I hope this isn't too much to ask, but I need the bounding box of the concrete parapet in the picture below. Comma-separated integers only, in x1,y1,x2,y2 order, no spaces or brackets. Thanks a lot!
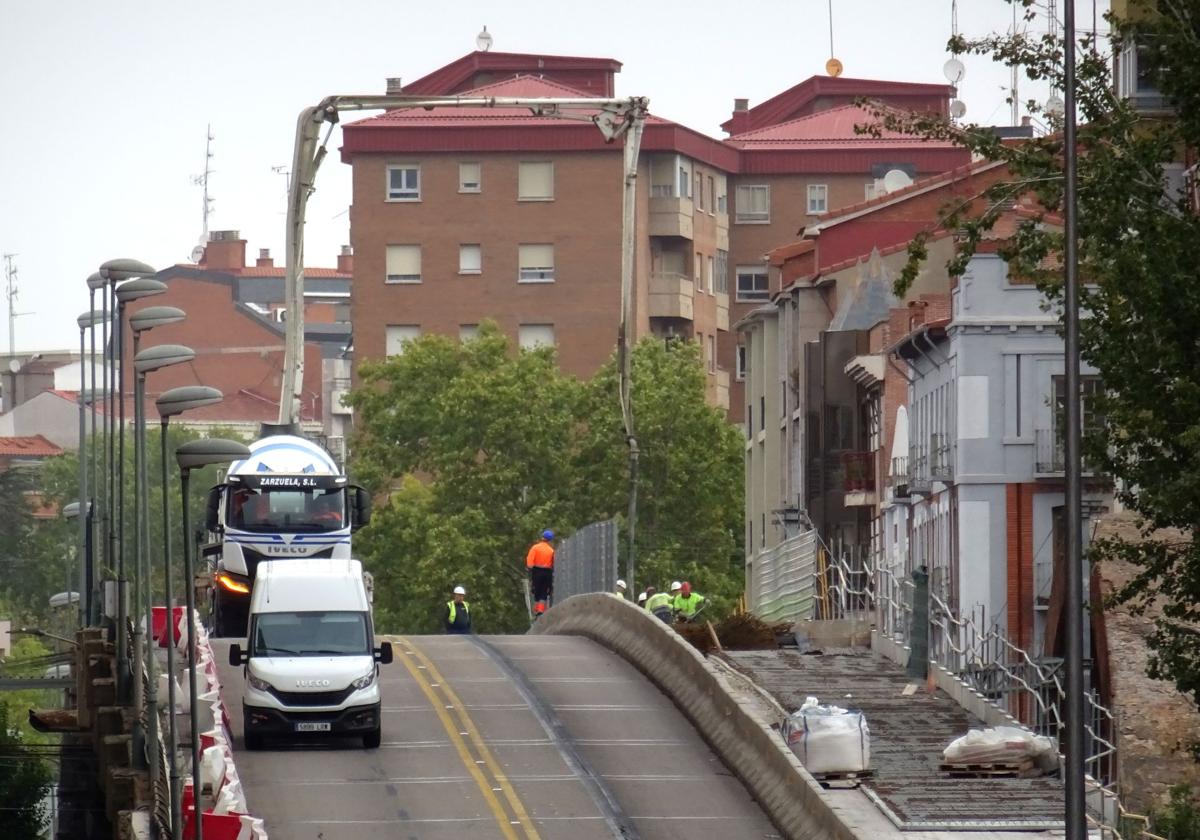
533,594,859,840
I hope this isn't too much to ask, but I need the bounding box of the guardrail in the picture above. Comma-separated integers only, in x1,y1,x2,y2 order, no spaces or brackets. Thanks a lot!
818,548,1164,840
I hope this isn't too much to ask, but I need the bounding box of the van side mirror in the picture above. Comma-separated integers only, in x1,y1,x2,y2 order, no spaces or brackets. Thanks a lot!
228,643,248,666
374,641,393,665
205,487,222,533
350,486,372,531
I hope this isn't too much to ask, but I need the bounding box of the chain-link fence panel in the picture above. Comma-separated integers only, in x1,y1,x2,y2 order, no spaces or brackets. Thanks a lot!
553,519,618,601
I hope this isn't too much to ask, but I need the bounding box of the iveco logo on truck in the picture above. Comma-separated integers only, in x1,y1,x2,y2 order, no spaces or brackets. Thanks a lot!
296,679,332,688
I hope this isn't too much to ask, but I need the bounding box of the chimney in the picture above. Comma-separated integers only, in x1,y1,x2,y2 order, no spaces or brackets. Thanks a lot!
337,245,354,275
386,77,403,95
203,230,247,271
1021,115,1032,127
729,98,752,135
256,248,274,268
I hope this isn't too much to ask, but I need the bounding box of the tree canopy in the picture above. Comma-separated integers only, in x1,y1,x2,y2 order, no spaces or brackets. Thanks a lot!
346,323,744,633
870,1,1200,702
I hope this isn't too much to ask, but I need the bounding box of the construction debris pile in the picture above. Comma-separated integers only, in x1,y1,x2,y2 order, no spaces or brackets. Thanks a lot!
675,614,791,655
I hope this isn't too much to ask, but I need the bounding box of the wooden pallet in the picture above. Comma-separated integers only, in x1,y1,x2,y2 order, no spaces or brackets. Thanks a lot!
938,759,1040,778
814,769,874,789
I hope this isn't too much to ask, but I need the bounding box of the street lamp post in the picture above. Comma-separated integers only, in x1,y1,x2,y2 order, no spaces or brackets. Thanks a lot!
85,274,107,625
111,281,168,703
76,307,108,627
175,438,248,840
155,385,222,839
130,333,189,778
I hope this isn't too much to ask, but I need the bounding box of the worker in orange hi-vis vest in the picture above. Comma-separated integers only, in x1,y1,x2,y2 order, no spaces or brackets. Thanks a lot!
526,530,556,618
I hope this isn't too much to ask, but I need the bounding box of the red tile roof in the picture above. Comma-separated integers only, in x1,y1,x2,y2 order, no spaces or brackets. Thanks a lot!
0,435,63,457
401,50,621,97
727,104,959,149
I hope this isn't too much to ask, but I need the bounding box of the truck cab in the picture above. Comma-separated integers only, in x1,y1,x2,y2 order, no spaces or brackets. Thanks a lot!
228,558,392,750
204,434,370,636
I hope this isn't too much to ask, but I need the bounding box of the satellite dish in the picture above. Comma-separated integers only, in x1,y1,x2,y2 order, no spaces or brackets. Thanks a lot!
190,245,206,264
825,57,844,78
882,169,913,194
8,359,21,373
943,58,965,84
1045,94,1065,117
950,99,967,119
476,26,493,52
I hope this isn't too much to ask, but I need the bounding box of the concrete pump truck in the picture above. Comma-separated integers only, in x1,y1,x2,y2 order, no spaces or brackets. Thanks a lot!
203,428,371,637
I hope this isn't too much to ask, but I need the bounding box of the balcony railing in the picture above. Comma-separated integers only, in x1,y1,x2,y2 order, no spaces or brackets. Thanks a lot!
841,451,875,493
648,272,695,320
930,432,954,480
908,451,931,493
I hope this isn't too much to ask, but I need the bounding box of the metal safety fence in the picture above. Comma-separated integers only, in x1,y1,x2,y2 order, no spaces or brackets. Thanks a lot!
818,546,1165,840
553,519,619,602
750,531,818,623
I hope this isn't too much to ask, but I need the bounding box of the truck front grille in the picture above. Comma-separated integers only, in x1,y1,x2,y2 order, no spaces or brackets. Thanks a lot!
268,685,355,707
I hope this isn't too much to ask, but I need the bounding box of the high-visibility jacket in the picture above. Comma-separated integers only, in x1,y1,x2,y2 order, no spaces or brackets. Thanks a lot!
445,600,471,633
645,592,673,612
673,592,706,617
526,540,555,569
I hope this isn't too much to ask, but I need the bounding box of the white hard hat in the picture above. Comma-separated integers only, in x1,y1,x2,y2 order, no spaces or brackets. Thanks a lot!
616,579,626,589
453,585,466,595
637,592,647,603
670,580,682,592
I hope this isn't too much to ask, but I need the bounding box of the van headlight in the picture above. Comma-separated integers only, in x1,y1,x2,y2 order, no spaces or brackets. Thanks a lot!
351,669,376,690
247,673,272,693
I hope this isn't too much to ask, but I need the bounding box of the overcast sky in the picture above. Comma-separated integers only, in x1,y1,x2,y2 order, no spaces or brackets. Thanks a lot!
0,0,1108,352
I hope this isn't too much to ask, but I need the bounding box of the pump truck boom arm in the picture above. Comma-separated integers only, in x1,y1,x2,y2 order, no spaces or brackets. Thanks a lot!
278,93,650,426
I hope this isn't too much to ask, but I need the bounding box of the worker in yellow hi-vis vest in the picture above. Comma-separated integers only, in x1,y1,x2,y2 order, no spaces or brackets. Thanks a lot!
444,585,472,634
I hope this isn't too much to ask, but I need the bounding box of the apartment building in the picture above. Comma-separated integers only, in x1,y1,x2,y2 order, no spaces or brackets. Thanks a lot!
340,50,967,412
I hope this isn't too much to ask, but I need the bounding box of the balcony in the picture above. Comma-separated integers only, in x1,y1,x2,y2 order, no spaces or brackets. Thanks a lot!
1034,427,1106,479
842,451,876,507
908,452,932,495
716,292,730,331
649,272,695,320
330,377,353,416
649,195,695,240
930,433,954,481
889,455,910,499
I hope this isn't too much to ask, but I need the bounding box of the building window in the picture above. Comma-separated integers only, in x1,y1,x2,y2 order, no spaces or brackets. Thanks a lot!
385,325,420,356
735,265,769,302
459,244,482,274
385,245,421,284
518,162,554,201
716,250,729,294
707,334,716,373
459,324,479,342
1053,375,1105,434
695,251,703,289
518,244,555,283
678,165,691,199
459,162,481,193
736,344,747,380
707,176,715,214
716,176,728,214
386,165,420,201
735,184,770,223
519,324,555,349
696,173,704,210
706,256,715,294
807,184,828,214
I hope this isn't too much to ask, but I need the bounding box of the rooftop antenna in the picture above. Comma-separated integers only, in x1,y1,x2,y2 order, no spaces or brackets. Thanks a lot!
944,0,967,119
1010,2,1020,126
190,124,215,262
3,254,31,356
476,26,493,52
825,0,842,77
271,165,292,215
1045,0,1065,117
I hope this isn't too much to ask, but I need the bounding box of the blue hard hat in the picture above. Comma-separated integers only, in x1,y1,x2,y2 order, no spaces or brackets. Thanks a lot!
542,529,555,540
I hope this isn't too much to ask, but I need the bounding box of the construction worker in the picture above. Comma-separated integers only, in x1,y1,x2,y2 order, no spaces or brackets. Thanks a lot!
444,585,472,634
640,586,656,609
669,580,683,597
645,587,674,623
615,579,627,599
637,591,648,607
526,529,556,617
673,581,706,621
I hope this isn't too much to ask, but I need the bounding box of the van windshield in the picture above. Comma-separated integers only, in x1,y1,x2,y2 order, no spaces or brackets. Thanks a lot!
227,487,345,533
251,611,369,657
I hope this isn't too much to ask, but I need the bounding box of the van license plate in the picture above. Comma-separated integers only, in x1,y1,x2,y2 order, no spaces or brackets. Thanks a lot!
295,722,331,733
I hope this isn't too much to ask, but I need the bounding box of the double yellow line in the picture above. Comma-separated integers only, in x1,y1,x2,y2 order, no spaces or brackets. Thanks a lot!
395,636,541,840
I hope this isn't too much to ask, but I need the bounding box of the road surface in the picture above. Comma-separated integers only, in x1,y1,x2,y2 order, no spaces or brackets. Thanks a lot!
213,633,781,840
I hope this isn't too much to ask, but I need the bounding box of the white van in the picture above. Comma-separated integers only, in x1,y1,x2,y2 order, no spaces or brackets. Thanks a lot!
228,558,393,749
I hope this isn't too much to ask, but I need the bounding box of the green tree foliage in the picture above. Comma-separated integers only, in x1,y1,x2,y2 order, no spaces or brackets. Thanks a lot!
1150,784,1200,840
346,323,744,633
866,1,1200,701
0,701,51,838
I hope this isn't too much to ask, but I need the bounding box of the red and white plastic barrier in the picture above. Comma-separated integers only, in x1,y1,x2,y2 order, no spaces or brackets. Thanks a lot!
176,612,268,840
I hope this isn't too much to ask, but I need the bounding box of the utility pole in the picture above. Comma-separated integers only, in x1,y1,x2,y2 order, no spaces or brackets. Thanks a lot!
4,253,31,356
191,125,215,245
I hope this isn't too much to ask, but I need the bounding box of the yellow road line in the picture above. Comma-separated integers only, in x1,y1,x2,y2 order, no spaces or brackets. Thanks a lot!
395,636,522,840
405,638,542,840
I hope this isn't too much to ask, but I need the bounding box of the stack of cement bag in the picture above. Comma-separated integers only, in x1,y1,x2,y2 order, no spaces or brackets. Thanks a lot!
781,696,870,774
942,725,1058,773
